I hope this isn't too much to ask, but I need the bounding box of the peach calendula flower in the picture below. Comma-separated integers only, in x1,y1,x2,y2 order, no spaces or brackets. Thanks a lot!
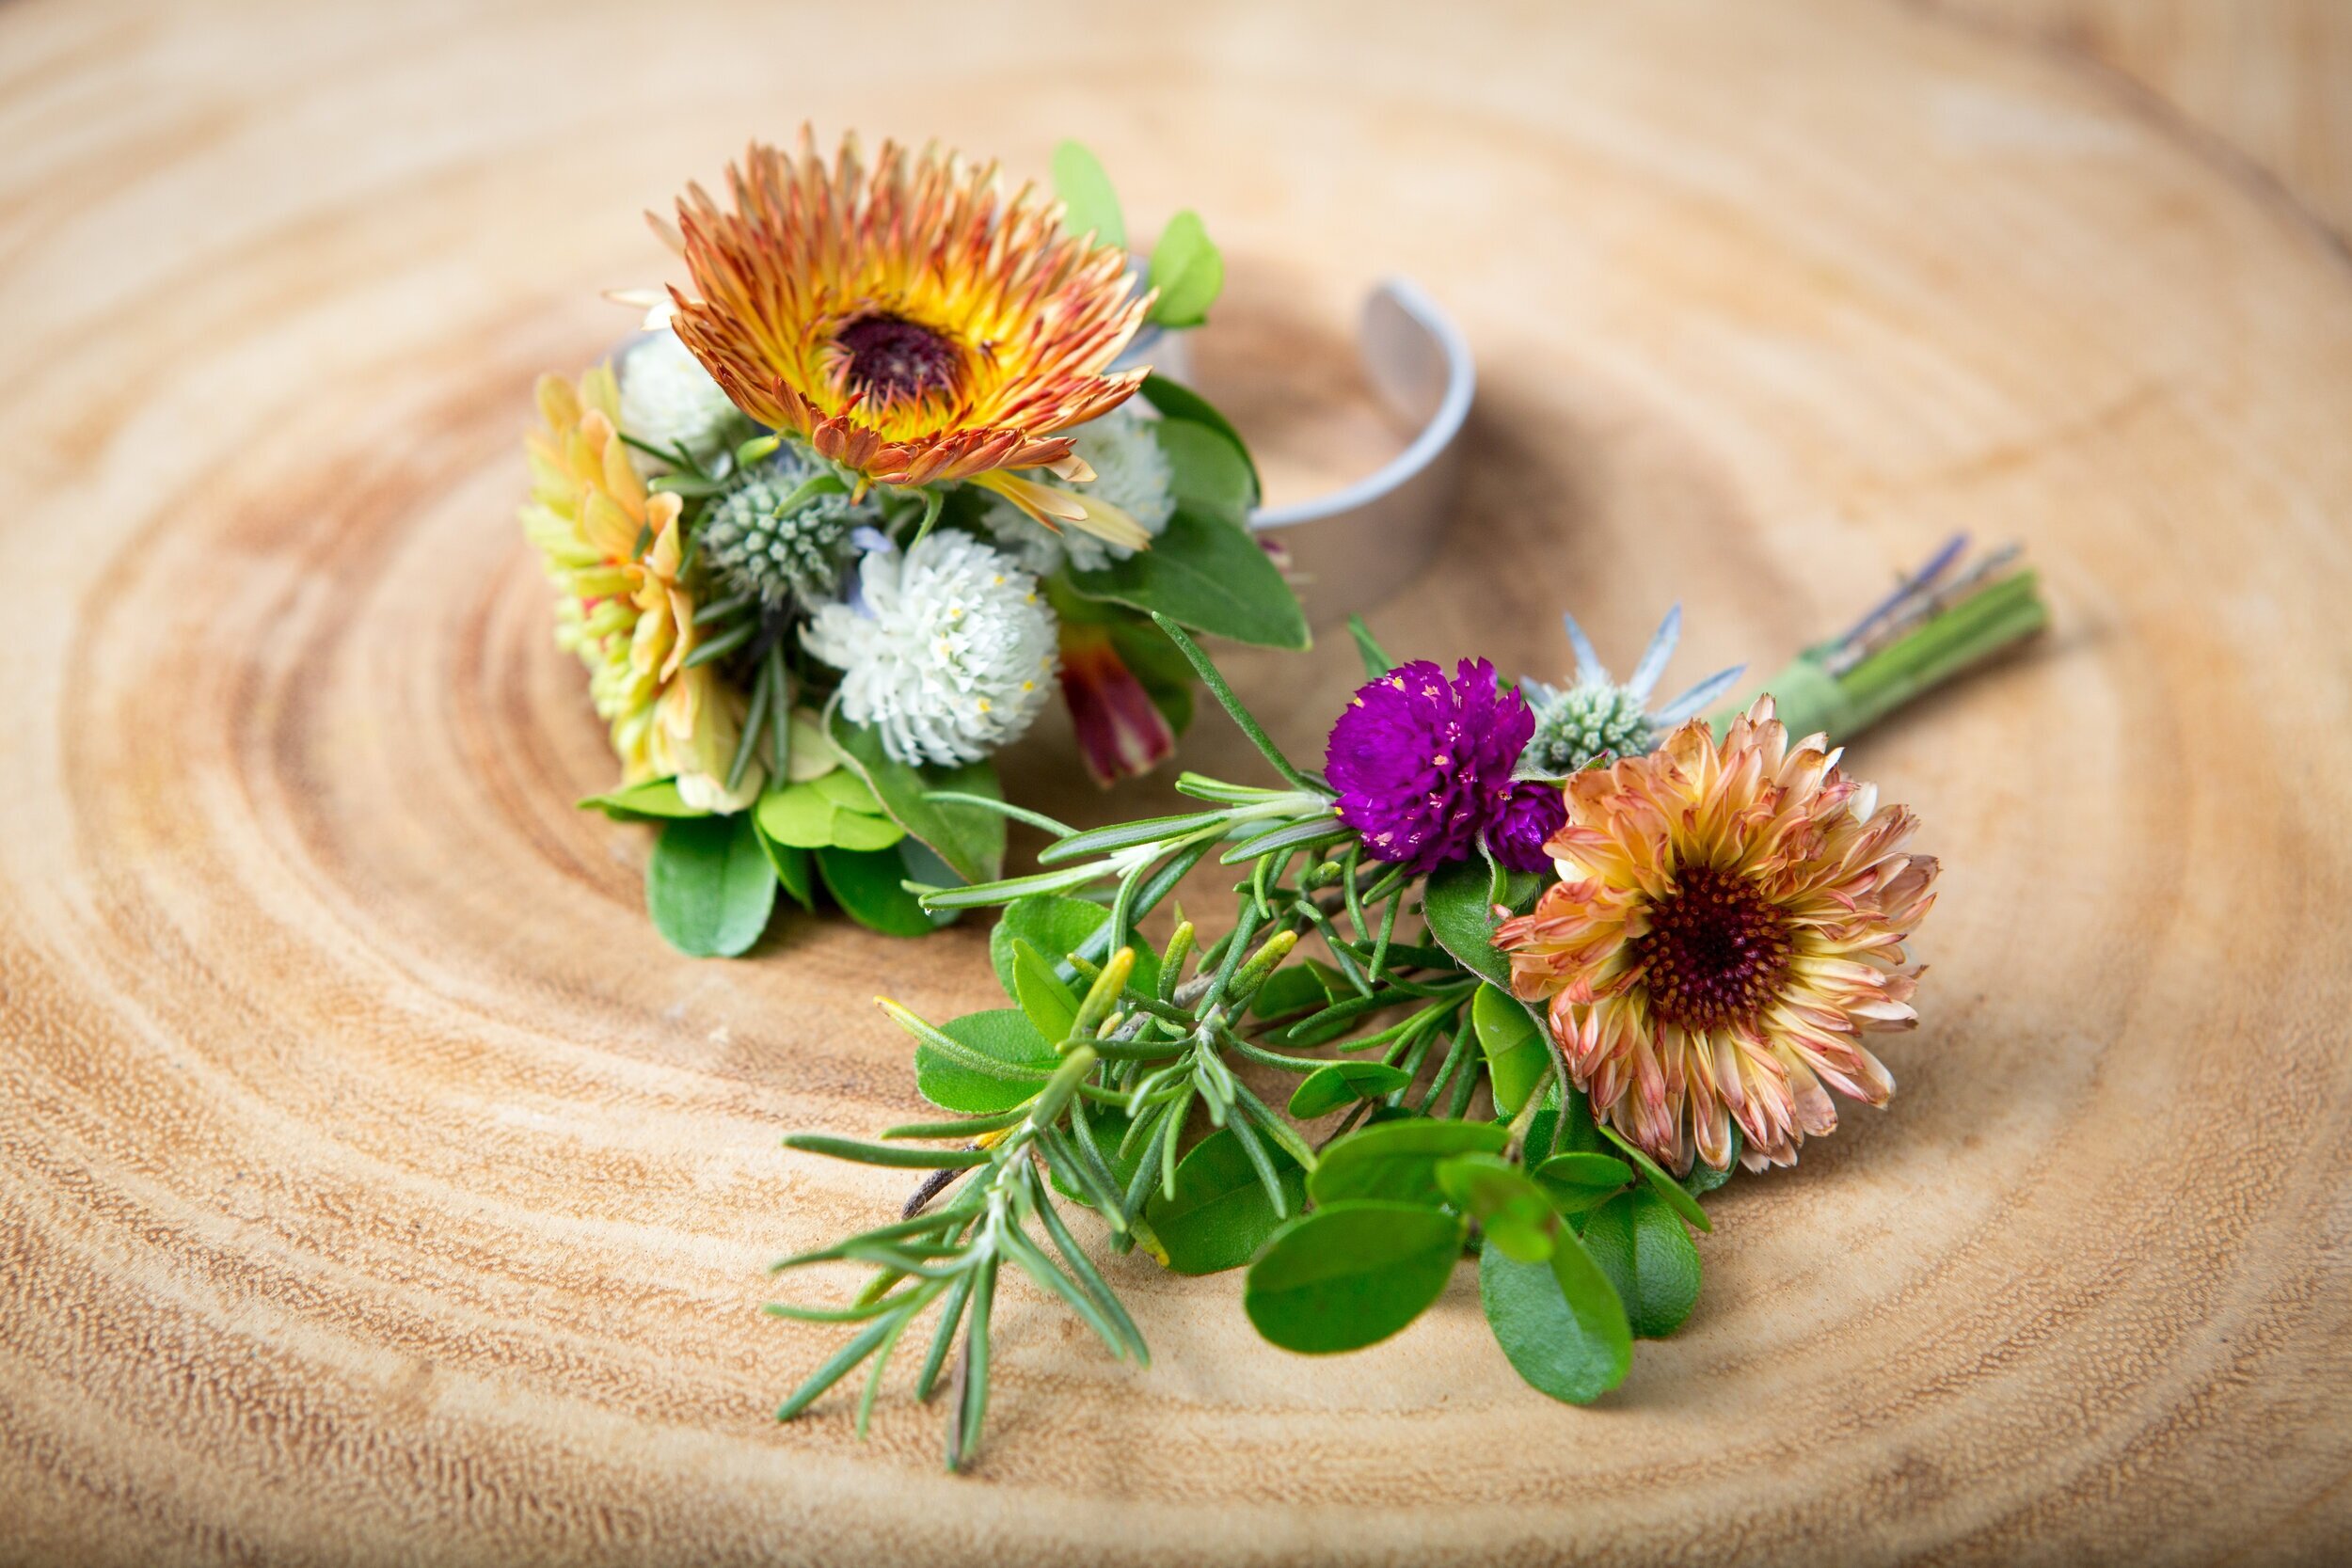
520,366,759,812
1494,697,1937,1174
666,130,1152,551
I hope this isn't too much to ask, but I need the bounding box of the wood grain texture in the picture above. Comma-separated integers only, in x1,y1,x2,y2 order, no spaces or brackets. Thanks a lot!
4,1,2350,1562
1931,0,2352,244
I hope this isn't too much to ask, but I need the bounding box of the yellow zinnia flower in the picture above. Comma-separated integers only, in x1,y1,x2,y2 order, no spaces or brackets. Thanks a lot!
665,130,1152,550
1495,698,1938,1174
521,366,759,811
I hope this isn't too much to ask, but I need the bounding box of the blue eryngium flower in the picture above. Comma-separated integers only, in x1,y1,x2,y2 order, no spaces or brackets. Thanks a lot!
1325,658,1532,874
1518,606,1744,777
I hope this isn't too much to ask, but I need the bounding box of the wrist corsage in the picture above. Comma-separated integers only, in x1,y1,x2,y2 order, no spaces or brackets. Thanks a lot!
519,133,1305,954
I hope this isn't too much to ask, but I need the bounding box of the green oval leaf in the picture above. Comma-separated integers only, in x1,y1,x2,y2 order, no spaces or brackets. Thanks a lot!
812,768,884,815
1051,139,1125,250
1010,938,1081,1044
1245,1201,1468,1354
1146,209,1223,328
1532,1151,1633,1216
647,813,777,958
1063,508,1309,652
816,845,945,939
1138,374,1260,501
1470,982,1550,1115
1308,1117,1509,1209
580,777,707,820
827,807,906,852
1286,1061,1414,1119
1147,1127,1307,1275
1579,1190,1702,1339
755,782,837,848
1478,1231,1632,1405
914,1008,1057,1115
1154,419,1255,526
1436,1153,1557,1263
755,829,814,912
826,717,1007,885
1422,856,1512,988
1597,1125,1714,1233
987,894,1158,1001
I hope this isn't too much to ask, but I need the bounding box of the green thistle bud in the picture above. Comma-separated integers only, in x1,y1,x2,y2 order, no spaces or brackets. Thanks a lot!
1523,683,1656,775
702,453,876,608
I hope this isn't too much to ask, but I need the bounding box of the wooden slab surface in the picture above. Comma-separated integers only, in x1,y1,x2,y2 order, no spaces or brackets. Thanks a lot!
4,2,2349,1562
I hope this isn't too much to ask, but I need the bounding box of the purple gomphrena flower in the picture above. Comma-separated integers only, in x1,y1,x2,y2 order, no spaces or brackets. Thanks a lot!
1325,658,1534,874
1487,781,1569,874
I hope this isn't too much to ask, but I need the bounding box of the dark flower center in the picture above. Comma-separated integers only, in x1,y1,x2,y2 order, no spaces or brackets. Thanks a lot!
1636,864,1792,1031
836,314,960,400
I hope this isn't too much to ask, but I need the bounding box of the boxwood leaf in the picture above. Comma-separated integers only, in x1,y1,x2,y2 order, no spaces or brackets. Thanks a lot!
1287,1061,1414,1119
1064,507,1309,651
1308,1117,1509,1209
1578,1190,1702,1339
1010,938,1081,1044
1436,1153,1557,1263
816,845,945,939
755,829,814,912
1050,139,1125,249
826,807,906,853
1244,1201,1468,1354
755,782,837,848
1147,1127,1307,1275
1478,1231,1631,1404
1248,965,1330,1021
914,1008,1057,1115
647,813,776,958
1532,1151,1634,1216
580,778,707,820
1597,1125,1713,1233
826,716,1007,885
1154,419,1254,526
812,768,884,816
1138,374,1260,501
1146,210,1223,328
988,894,1159,1001
1470,982,1550,1115
1422,856,1512,988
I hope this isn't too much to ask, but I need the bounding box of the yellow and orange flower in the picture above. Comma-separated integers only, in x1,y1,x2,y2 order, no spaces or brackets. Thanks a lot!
520,366,758,812
666,130,1152,550
1495,698,1937,1174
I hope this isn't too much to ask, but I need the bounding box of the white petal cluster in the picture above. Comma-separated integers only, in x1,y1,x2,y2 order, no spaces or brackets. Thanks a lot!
984,404,1175,576
618,328,741,468
802,531,1059,768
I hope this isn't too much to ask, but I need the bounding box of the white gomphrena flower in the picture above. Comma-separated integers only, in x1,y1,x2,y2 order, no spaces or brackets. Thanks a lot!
984,404,1175,575
803,531,1059,768
618,328,742,468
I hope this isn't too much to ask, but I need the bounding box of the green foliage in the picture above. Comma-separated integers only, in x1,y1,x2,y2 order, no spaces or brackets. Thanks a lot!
1478,1232,1632,1405
580,778,707,820
1287,1061,1414,1118
1422,856,1513,988
1154,419,1256,525
1065,508,1310,651
1470,983,1549,1115
1244,1202,1467,1354
1146,210,1223,327
647,813,775,958
1309,1118,1508,1208
1138,374,1261,501
826,715,1006,885
1579,1190,1703,1339
914,1009,1057,1115
1148,1127,1306,1275
1050,139,1125,249
816,845,944,938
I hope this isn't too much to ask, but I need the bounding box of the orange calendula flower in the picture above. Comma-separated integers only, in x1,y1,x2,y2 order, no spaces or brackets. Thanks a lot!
667,130,1152,550
1494,697,1937,1174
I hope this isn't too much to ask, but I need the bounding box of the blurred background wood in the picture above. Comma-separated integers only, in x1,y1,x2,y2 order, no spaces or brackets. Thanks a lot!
3,1,2349,1563
1932,0,2352,242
